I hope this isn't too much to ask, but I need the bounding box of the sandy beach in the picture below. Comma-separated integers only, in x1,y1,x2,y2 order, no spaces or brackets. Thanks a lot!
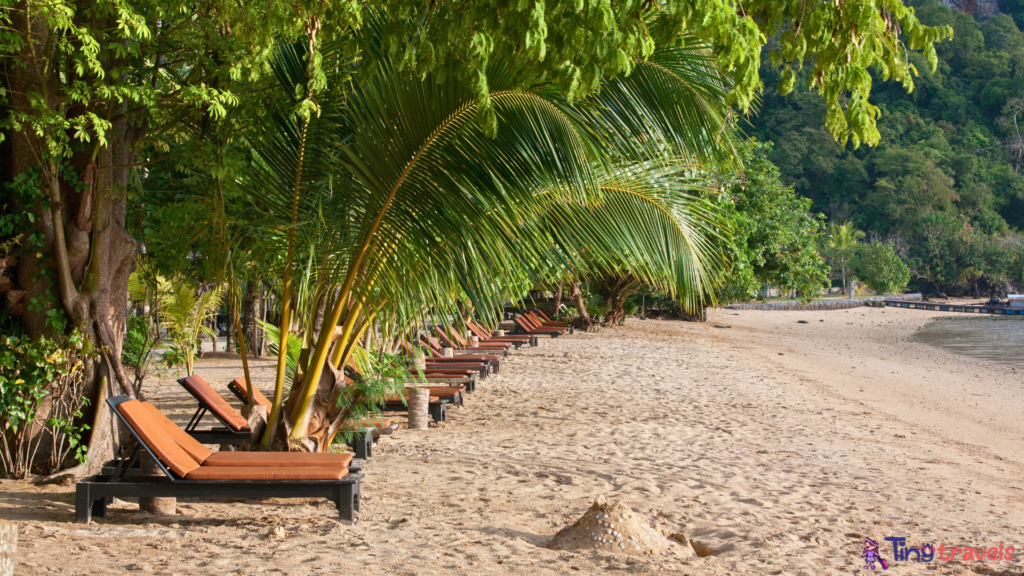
3,306,1022,575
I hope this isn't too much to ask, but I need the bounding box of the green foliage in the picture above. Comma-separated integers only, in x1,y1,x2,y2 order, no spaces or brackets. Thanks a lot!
752,1,1024,296
0,330,95,478
853,243,911,294
821,221,868,287
713,141,829,303
376,1,951,145
159,278,225,376
332,349,409,444
258,320,303,387
121,314,158,395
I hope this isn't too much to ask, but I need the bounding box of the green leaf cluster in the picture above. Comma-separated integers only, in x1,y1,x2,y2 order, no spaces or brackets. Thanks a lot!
0,329,95,478
752,1,1024,295
712,141,829,303
852,242,911,294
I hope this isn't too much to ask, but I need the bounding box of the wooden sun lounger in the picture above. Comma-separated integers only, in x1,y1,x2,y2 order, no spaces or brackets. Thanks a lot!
176,375,252,445
340,365,462,423
415,369,477,392
419,336,503,373
434,326,512,353
226,378,396,459
526,310,572,329
101,400,364,476
467,320,536,347
513,313,569,337
77,396,362,524
401,341,493,378
525,310,571,328
436,326,517,355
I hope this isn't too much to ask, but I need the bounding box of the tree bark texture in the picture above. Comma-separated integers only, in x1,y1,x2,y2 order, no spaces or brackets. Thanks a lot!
569,281,597,332
243,280,263,357
598,275,637,327
406,388,430,430
138,454,176,515
5,13,138,474
552,284,563,319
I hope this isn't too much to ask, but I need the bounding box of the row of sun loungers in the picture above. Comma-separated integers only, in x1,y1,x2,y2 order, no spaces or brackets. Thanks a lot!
76,309,572,525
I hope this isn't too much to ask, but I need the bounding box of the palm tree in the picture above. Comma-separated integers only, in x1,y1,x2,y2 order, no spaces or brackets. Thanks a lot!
158,277,226,377
825,221,866,290
232,27,735,450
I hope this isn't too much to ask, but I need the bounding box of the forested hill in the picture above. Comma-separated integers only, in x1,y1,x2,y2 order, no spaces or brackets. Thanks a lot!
750,0,1024,296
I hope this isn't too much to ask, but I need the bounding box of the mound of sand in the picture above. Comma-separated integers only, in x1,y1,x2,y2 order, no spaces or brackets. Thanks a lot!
548,495,678,556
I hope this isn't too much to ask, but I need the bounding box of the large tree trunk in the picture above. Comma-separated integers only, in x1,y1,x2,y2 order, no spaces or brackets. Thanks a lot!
6,23,138,475
598,275,637,327
568,281,597,332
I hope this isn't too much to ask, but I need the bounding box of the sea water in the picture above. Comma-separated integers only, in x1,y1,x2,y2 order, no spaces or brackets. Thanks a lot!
912,315,1024,369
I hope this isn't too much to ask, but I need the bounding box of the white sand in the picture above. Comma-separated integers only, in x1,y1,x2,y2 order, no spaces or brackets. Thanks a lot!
4,307,1023,575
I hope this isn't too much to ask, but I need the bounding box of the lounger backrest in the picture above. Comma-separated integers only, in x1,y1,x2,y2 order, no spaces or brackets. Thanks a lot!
422,334,444,353
116,399,201,477
467,321,487,340
446,327,470,347
180,375,250,431
400,340,422,357
433,327,456,347
516,315,539,330
230,377,272,408
137,401,214,464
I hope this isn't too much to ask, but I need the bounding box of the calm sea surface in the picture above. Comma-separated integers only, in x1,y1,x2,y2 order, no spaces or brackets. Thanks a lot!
912,315,1024,369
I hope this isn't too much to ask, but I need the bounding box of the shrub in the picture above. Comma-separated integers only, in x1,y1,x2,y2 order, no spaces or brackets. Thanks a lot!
853,243,911,294
122,313,159,396
0,330,96,478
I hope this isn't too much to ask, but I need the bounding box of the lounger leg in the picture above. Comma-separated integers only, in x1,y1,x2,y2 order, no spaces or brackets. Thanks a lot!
429,403,447,423
75,483,92,524
92,495,107,519
350,430,372,460
336,482,359,524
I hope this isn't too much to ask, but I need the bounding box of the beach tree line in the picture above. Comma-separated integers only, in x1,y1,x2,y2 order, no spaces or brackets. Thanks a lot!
0,0,949,474
752,0,1024,297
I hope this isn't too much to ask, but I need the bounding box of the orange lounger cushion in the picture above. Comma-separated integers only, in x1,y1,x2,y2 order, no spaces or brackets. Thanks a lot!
185,465,348,481
180,375,251,432
139,401,356,468
230,377,272,408
116,400,201,477
138,401,215,463
203,451,353,468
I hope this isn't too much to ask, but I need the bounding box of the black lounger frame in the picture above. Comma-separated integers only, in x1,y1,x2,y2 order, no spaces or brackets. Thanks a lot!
76,396,362,524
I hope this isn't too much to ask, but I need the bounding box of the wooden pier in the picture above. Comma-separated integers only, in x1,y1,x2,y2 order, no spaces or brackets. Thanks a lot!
884,300,1024,315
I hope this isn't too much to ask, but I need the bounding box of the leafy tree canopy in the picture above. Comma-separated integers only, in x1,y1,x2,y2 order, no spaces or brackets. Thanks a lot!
378,0,952,146
712,141,828,303
751,0,1024,295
